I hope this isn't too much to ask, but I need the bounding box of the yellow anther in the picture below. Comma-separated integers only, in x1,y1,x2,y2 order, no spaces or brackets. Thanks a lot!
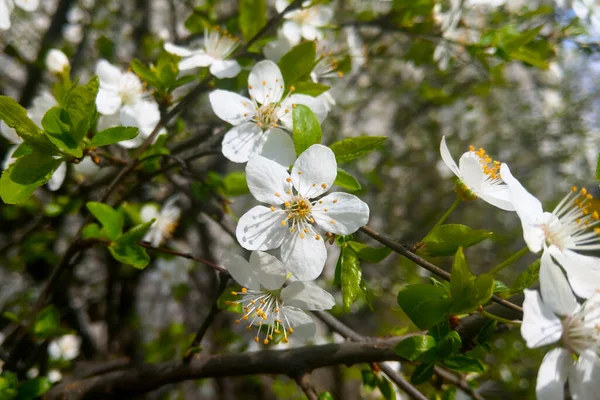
324,208,328,212
312,183,316,187
572,186,578,192
292,104,297,108
290,227,295,233
254,337,259,342
283,338,289,343
315,234,321,240
290,85,295,91
268,335,273,340
241,288,247,293
244,113,248,117
581,188,588,196
469,145,475,152
263,339,269,344
235,319,241,324
225,300,231,305
594,212,599,220
284,201,291,207
298,171,302,175
249,84,253,89
262,80,266,85
243,315,248,320
246,326,252,331
309,218,314,223
321,183,327,188
286,177,291,183
288,328,294,334
270,206,276,211
333,199,338,203
300,233,305,239
275,192,280,197
303,228,309,233
231,291,237,296
330,220,335,224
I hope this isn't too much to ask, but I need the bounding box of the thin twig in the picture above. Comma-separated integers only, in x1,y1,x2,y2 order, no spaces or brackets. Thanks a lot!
139,243,227,273
433,366,486,400
294,373,319,400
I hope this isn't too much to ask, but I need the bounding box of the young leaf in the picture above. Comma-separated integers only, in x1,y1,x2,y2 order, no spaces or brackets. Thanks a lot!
449,248,494,314
16,378,52,400
329,136,387,164
32,305,62,338
421,224,493,257
42,107,83,157
108,221,154,268
442,355,485,373
0,152,63,204
292,81,331,97
278,41,316,87
86,202,124,241
82,223,105,240
377,376,396,400
90,126,139,147
509,258,540,294
222,171,250,196
64,76,99,143
239,0,267,41
411,362,435,385
12,142,33,159
397,284,452,329
341,246,362,312
334,168,362,191
292,104,322,156
131,59,161,88
0,96,56,152
347,241,392,263
438,331,462,359
395,335,438,362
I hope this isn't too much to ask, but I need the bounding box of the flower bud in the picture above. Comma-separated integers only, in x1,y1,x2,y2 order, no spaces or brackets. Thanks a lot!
46,49,70,75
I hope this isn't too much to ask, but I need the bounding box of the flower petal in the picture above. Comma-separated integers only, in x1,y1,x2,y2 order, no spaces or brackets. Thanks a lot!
550,247,600,300
224,253,259,291
312,192,369,235
252,251,287,290
248,60,284,104
95,88,122,115
569,349,600,400
263,37,293,62
281,281,335,310
301,24,321,41
221,122,266,163
236,206,288,251
521,289,563,348
539,250,577,316
47,162,66,191
478,186,515,211
281,307,316,340
96,59,122,88
246,153,291,205
163,42,194,57
281,21,302,45
210,59,242,79
15,0,38,11
180,53,215,70
280,231,327,281
279,94,327,129
536,348,571,400
291,144,337,198
0,1,12,30
209,90,254,126
259,128,296,168
500,163,545,252
140,204,158,222
458,152,484,193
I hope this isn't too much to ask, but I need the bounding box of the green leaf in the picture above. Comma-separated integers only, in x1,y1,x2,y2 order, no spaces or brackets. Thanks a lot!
329,136,387,164
341,246,362,312
509,258,540,294
42,107,83,157
64,76,99,143
395,335,438,362
82,223,105,240
0,152,63,204
0,371,18,400
334,168,362,191
449,248,494,314
86,202,124,241
292,104,322,156
278,41,316,87
155,53,180,90
397,284,451,329
411,363,434,385
443,355,484,373
11,142,33,158
377,376,396,400
222,171,250,196
32,305,61,338
421,224,493,257
108,221,153,268
347,241,392,263
90,126,139,147
438,331,462,359
239,0,267,41
131,59,161,88
16,377,52,400
318,393,334,400
292,81,331,97
0,96,56,152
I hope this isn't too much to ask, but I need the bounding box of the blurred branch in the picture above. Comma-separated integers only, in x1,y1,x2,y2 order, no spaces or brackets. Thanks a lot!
433,366,486,400
43,337,404,399
294,373,319,400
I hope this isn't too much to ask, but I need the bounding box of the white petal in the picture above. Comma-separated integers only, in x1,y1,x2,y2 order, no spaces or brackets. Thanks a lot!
96,59,122,88
312,192,369,235
164,42,194,57
280,231,327,281
521,289,563,348
3,144,19,170
223,253,259,291
550,247,600,299
569,350,600,400
281,281,335,310
291,144,337,198
259,128,296,168
222,122,266,163
313,6,333,25
263,37,293,62
236,206,288,251
208,90,254,125
458,153,484,193
0,1,12,30
179,53,214,70
539,250,577,316
95,88,122,115
1,122,20,143
281,307,316,339
440,136,461,178
536,348,571,400
478,186,515,211
275,0,289,13
15,0,38,11
281,21,302,45
210,59,242,79
252,251,287,290
140,204,158,223
301,24,321,41
248,60,284,105
246,154,291,205
500,163,545,252
279,94,327,129
47,162,67,191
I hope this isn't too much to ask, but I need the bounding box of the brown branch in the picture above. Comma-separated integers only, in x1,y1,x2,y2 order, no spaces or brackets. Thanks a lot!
139,243,227,273
43,337,404,399
433,366,486,400
294,373,319,400
359,226,523,315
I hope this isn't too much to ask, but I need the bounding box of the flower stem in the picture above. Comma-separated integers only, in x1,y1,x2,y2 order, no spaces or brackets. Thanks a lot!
489,246,529,275
423,196,461,239
480,309,521,326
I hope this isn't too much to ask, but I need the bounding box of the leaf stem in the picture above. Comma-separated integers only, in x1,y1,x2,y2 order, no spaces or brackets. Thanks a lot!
423,196,461,239
479,309,521,326
489,246,529,275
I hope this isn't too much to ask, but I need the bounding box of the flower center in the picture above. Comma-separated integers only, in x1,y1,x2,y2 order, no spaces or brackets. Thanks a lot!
469,145,501,180
282,194,322,240
255,102,281,128
563,294,600,356
119,74,143,105
228,288,293,344
205,27,239,60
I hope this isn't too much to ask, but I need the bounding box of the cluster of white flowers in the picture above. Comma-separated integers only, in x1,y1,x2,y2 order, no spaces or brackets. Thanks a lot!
0,0,38,30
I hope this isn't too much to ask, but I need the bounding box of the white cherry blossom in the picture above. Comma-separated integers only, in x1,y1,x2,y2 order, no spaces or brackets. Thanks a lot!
275,0,333,45
164,27,241,79
440,136,515,211
209,60,327,165
46,49,70,75
501,163,600,300
521,283,600,400
141,196,181,248
0,0,39,31
224,251,335,344
48,334,81,361
236,145,370,280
